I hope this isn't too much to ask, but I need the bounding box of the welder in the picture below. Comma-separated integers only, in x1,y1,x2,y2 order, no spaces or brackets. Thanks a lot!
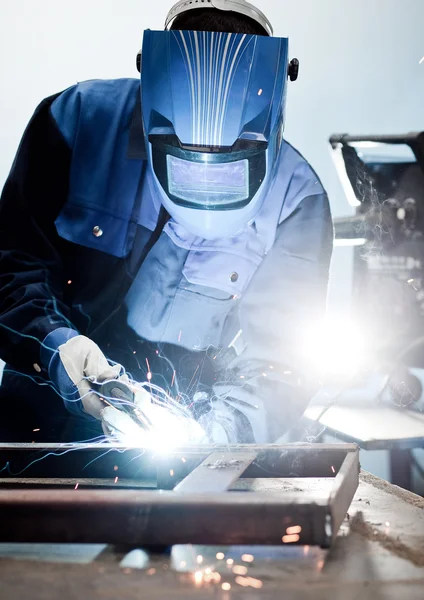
0,0,333,443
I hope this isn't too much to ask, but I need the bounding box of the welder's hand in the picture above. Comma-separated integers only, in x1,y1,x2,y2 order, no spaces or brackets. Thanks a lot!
57,335,127,419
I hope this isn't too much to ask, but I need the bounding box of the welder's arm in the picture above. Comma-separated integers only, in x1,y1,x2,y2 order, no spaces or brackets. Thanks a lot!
0,93,77,372
213,193,333,443
0,95,129,420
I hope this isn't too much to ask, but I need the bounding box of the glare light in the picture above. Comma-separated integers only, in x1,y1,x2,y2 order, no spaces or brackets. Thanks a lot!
232,565,248,575
334,238,367,247
349,141,381,149
300,317,370,379
241,554,254,563
286,525,302,535
282,533,300,543
330,144,361,207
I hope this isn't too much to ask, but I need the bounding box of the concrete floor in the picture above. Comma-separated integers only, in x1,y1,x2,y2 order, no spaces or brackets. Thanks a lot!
0,471,423,599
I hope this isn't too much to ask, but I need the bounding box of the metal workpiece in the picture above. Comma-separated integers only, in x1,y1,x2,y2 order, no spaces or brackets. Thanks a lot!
0,442,355,480
0,443,359,548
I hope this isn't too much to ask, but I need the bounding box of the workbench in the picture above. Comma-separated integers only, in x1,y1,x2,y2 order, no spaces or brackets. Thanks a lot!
0,470,423,599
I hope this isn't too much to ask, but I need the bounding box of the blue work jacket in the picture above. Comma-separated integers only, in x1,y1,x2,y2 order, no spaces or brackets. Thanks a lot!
0,79,333,442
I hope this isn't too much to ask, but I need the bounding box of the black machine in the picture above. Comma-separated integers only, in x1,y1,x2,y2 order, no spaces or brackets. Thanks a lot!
330,133,424,378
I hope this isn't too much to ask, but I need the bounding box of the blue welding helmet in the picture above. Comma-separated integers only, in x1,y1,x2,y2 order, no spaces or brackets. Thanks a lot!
141,28,293,239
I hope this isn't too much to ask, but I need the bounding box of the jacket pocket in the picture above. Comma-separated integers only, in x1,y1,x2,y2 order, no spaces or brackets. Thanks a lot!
55,202,135,258
162,286,238,349
182,249,262,298
161,252,263,349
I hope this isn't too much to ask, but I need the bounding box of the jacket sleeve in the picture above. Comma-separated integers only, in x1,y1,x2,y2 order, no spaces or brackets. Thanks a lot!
0,92,78,372
212,191,334,442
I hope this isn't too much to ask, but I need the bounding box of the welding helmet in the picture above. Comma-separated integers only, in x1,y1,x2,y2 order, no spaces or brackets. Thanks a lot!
140,5,297,239
165,0,274,36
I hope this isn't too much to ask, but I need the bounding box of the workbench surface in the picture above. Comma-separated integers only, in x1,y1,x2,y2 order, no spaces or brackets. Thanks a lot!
0,471,423,599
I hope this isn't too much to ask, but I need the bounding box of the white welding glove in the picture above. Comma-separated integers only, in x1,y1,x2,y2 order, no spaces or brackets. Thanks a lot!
58,335,128,419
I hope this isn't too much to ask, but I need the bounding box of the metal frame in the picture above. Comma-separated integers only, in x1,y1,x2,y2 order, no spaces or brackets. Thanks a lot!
0,443,359,548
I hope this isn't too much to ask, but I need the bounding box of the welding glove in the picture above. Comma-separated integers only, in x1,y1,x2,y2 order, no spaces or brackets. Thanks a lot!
197,397,255,444
102,385,206,445
41,327,127,419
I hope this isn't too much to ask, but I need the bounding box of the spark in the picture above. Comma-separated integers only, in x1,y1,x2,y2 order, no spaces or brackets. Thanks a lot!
74,483,79,490
232,565,248,575
33,363,41,373
269,365,274,369
385,521,390,527
262,372,267,377
33,428,40,432
240,375,245,379
216,552,225,560
133,350,136,354
194,571,203,586
145,357,152,381
241,554,254,563
316,559,325,571
181,457,186,463
226,558,234,566
246,577,263,589
1,444,114,477
170,469,175,477
114,465,118,471
178,330,182,342
331,465,336,474
420,56,424,64
67,280,72,284
258,88,263,95
196,555,203,564
114,476,119,483
221,582,231,591
282,533,300,543
146,568,156,575
171,370,176,387
286,525,302,535
236,576,263,588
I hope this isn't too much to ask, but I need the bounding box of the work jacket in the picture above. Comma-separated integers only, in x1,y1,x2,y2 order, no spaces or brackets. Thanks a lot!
0,78,333,442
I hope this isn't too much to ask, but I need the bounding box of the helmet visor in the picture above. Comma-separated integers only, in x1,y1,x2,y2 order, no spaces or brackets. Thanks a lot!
150,134,267,210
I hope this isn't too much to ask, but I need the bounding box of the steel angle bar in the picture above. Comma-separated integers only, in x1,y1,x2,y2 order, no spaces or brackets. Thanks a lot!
0,443,357,481
328,449,360,545
174,452,257,493
0,444,359,547
0,487,331,546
